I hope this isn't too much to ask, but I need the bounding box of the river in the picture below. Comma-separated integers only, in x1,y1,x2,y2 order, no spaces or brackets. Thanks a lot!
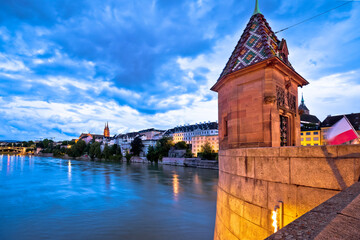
0,155,218,240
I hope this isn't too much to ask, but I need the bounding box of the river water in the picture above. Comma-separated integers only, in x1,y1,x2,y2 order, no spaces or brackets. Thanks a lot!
0,155,218,240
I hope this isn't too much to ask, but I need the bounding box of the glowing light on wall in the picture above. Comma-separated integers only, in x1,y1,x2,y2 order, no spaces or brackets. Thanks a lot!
272,209,278,233
272,201,284,233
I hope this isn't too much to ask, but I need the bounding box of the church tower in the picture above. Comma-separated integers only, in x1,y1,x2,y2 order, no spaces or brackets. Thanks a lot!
104,122,110,137
298,94,310,115
211,0,308,148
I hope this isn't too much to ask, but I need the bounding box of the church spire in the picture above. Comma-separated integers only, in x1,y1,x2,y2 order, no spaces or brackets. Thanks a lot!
104,122,110,137
301,93,304,104
299,94,309,115
253,0,261,15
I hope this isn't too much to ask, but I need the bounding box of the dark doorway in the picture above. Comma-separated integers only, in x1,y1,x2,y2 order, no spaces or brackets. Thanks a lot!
280,115,289,146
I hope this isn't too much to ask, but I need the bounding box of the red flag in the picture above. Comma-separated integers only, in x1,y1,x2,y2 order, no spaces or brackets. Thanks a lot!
327,116,359,145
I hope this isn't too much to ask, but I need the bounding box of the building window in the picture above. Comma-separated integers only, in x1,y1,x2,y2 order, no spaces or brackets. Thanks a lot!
306,138,311,141
224,118,228,137
314,137,319,141
314,132,319,135
314,144,319,146
301,133,303,136
306,132,311,135
301,138,304,141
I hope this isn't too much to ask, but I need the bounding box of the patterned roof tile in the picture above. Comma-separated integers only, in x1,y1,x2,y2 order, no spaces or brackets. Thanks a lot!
218,13,292,81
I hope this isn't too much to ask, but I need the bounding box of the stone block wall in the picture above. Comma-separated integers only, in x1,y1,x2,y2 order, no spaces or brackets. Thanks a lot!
214,145,360,240
162,157,219,169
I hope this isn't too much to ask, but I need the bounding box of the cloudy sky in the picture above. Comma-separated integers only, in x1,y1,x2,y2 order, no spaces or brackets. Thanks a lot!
1,0,359,141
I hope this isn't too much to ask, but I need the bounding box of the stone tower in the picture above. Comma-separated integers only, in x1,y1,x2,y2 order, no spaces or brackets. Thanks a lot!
211,0,308,148
104,122,110,137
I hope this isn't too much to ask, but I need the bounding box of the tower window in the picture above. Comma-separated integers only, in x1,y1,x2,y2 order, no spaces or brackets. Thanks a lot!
224,118,228,137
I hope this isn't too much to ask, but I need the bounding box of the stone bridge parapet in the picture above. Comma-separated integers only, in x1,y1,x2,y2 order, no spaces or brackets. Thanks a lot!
214,145,360,240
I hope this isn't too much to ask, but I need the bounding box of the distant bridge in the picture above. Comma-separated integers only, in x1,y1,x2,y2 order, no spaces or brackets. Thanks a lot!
0,147,34,154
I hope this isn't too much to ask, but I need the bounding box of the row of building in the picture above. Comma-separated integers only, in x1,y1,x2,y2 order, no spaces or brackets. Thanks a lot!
299,96,360,146
77,121,219,157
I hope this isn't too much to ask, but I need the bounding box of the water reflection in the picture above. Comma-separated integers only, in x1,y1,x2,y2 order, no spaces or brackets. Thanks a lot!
68,160,72,181
21,155,24,172
172,173,179,201
105,172,111,191
0,155,218,240
7,155,10,175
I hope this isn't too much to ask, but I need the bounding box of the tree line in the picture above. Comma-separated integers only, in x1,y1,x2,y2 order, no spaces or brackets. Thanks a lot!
34,136,218,162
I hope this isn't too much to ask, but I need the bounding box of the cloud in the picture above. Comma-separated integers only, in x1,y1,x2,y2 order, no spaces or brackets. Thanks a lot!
281,2,360,79
0,53,28,72
0,96,217,140
0,0,359,140
300,70,360,121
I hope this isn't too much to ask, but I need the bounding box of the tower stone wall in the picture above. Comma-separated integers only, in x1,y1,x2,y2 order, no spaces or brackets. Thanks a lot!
212,57,307,149
211,2,360,240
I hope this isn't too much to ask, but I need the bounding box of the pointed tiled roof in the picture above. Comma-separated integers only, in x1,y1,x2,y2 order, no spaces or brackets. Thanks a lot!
218,13,292,81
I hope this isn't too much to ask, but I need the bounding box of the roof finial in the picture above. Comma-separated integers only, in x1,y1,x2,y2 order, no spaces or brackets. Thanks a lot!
253,0,261,15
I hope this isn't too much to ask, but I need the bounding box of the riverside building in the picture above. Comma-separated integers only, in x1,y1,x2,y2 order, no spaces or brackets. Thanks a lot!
298,95,321,146
77,122,112,144
191,134,219,157
115,128,165,155
165,121,218,145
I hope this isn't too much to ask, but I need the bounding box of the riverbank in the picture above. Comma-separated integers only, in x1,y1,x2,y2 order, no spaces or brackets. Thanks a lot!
162,157,218,170
34,153,218,170
0,152,29,155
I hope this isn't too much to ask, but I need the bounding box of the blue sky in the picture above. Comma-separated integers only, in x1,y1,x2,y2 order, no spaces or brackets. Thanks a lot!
1,0,359,141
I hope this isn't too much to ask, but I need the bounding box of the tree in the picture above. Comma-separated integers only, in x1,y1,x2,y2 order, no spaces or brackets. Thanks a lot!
130,136,144,156
43,139,50,149
125,151,132,163
84,143,91,155
89,142,101,159
109,144,123,161
28,141,35,147
109,144,117,155
155,137,174,160
53,149,63,157
146,145,159,163
174,141,187,150
76,140,86,155
115,144,122,155
184,149,193,158
198,141,217,160
37,140,44,148
103,144,111,160
68,140,86,157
